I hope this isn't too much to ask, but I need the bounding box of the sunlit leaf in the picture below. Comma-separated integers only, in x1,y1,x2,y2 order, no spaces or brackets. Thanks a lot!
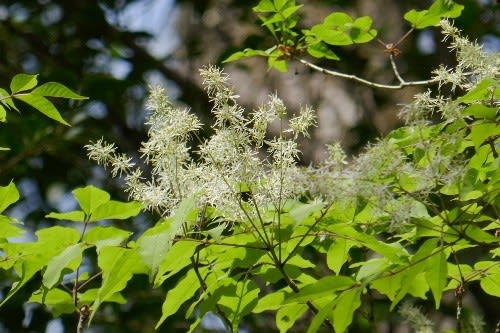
10,73,38,93
29,288,74,316
156,270,200,329
90,246,147,322
332,288,362,333
327,238,355,274
286,276,354,303
404,0,464,29
43,244,85,289
73,185,110,216
276,303,307,333
0,181,20,213
137,223,173,282
89,200,142,221
46,210,85,222
14,94,69,126
425,250,448,308
31,82,88,100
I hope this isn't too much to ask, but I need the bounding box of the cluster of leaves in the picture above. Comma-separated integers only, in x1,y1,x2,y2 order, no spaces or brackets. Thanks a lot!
224,0,464,72
0,2,498,333
0,74,87,139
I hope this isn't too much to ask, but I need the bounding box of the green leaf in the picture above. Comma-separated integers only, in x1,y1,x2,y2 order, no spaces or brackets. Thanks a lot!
29,288,74,316
459,79,498,103
332,288,362,333
219,279,260,331
253,0,275,13
137,223,173,282
223,48,269,63
425,250,448,308
10,73,38,93
14,94,69,126
0,88,18,112
0,181,20,213
90,246,147,322
90,200,142,221
404,0,464,29
0,226,80,307
327,238,355,274
351,16,377,43
31,82,88,100
480,272,500,297
306,297,336,333
281,4,303,19
253,290,288,313
268,54,288,72
391,239,438,309
79,288,126,305
286,276,355,303
0,215,25,240
469,122,500,150
73,185,110,216
83,226,133,252
154,239,198,287
43,243,84,289
310,12,376,46
276,303,307,333
170,196,197,235
371,271,404,300
156,270,200,329
289,201,323,225
0,104,6,122
307,42,340,60
463,105,497,120
46,210,85,222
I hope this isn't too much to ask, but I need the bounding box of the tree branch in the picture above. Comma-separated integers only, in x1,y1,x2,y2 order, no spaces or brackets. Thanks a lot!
297,58,440,89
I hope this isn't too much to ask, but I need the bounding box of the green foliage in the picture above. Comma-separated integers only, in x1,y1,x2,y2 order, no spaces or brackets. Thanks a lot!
224,0,464,72
0,2,498,333
1,73,87,124
0,73,87,149
404,0,464,29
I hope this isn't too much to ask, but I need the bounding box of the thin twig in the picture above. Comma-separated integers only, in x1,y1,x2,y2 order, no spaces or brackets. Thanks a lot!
389,55,405,84
297,58,440,89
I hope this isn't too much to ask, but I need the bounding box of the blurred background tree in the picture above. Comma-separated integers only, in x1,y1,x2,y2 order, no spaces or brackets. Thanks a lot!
0,0,498,332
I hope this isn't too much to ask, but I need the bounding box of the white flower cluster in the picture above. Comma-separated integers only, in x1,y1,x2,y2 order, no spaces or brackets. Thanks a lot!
86,65,317,222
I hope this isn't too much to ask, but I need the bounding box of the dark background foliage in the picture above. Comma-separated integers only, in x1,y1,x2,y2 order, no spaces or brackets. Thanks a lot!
0,0,498,332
